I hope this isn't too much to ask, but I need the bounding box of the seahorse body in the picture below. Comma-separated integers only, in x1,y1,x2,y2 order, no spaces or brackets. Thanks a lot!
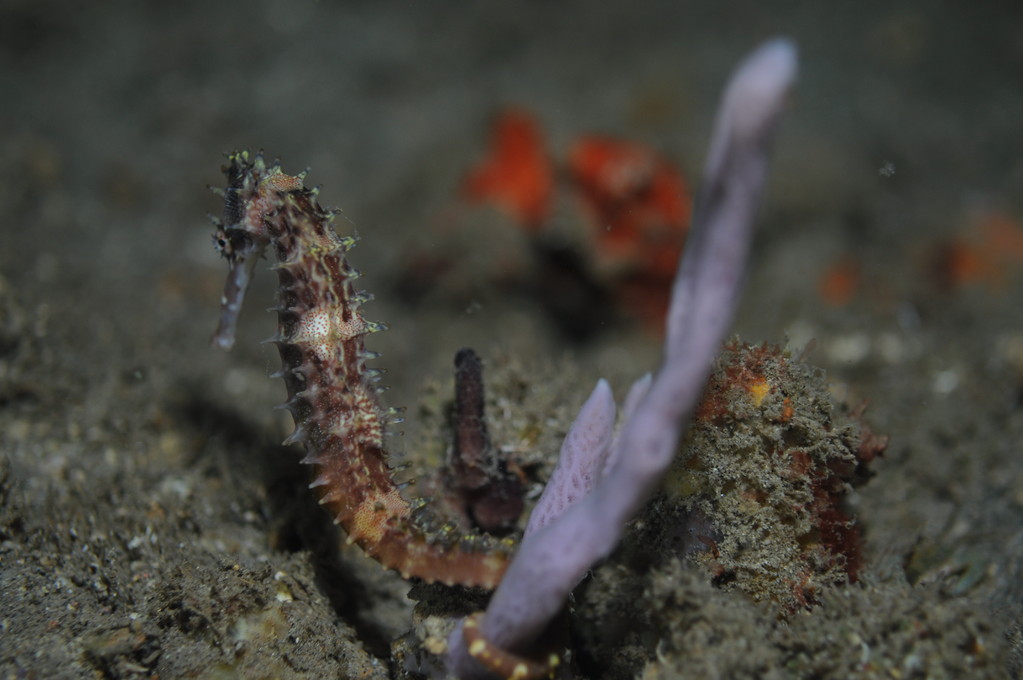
211,151,511,588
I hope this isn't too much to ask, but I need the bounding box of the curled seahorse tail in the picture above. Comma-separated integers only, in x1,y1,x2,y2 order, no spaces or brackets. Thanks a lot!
307,444,511,588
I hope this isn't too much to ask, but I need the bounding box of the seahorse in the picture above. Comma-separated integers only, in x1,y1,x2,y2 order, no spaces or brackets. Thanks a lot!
209,151,512,588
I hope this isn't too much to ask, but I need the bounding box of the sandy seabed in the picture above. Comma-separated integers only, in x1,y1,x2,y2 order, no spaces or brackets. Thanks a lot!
2,2,1022,678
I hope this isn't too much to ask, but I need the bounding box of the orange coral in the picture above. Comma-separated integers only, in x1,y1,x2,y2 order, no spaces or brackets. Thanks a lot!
458,111,695,332
569,136,692,329
462,109,553,231
568,135,691,279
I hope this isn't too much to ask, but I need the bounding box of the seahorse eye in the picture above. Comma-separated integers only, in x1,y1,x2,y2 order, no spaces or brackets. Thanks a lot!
212,228,232,257
213,228,254,260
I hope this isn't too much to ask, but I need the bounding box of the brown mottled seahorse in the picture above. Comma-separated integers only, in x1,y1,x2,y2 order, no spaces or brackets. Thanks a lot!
209,151,512,588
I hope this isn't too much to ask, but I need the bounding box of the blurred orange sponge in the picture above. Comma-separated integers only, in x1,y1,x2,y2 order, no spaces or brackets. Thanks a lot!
460,108,694,332
462,109,553,231
568,136,691,279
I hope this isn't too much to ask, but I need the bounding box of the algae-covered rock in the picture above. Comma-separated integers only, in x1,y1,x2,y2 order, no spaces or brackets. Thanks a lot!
664,341,883,610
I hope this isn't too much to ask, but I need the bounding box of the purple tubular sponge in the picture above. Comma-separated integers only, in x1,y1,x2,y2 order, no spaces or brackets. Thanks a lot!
449,38,798,678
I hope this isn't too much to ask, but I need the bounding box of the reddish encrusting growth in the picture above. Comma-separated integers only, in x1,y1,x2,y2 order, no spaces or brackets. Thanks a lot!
211,152,511,588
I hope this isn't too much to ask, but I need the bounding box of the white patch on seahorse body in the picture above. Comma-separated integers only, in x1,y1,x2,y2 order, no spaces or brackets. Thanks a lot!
290,306,367,362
